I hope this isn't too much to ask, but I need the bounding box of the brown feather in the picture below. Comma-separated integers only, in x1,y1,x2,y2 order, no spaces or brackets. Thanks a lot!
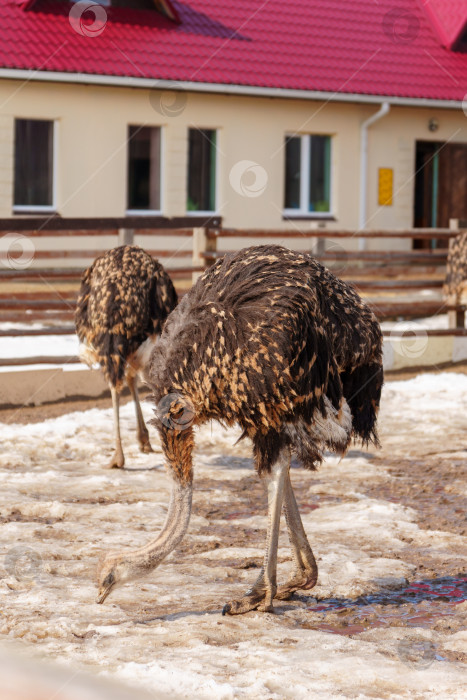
148,245,383,477
75,245,178,388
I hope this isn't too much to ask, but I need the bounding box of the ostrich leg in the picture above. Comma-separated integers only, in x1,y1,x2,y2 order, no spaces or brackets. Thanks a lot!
222,448,289,615
107,386,125,469
275,471,318,600
127,374,153,454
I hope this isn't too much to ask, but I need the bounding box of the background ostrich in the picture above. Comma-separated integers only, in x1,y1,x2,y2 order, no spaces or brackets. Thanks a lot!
97,245,383,613
76,245,177,469
444,232,467,306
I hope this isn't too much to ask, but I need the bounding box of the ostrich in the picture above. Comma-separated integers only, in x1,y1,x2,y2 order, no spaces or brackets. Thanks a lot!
97,245,383,613
75,245,177,469
444,232,467,306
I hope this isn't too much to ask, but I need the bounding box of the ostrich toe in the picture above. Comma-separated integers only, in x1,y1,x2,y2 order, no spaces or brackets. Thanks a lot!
138,433,154,454
222,592,274,616
275,569,318,600
106,449,125,469
222,579,276,615
140,441,154,454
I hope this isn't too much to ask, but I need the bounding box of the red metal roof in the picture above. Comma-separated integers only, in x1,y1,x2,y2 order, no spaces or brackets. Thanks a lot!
420,0,467,50
1,0,467,102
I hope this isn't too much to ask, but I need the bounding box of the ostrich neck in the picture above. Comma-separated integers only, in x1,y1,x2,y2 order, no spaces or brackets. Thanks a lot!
122,477,192,573
117,424,195,575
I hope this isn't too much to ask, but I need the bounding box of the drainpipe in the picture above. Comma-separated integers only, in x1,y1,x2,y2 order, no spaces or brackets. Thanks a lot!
359,101,391,250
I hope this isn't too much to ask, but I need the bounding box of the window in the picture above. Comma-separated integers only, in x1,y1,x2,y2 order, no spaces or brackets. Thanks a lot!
284,134,332,216
14,119,55,211
187,128,217,213
127,126,161,213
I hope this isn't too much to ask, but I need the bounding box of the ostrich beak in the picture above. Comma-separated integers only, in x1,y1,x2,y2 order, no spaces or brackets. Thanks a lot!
96,572,116,604
96,585,113,604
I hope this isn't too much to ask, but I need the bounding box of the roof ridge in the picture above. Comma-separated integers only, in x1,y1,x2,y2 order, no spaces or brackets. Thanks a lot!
418,0,467,49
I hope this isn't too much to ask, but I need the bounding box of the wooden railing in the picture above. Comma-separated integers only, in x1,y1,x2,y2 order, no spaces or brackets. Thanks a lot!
195,226,466,336
1,221,466,369
0,216,220,333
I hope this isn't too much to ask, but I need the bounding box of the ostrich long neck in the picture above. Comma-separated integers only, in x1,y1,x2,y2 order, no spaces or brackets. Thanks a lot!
123,477,192,572
122,427,194,573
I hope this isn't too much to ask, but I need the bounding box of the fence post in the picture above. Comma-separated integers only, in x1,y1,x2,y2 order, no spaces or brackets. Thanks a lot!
315,237,326,256
205,227,217,266
192,228,206,284
449,308,465,329
192,227,217,284
118,228,134,246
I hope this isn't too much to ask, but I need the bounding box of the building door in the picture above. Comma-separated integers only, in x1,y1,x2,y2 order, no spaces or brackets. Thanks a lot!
414,140,467,248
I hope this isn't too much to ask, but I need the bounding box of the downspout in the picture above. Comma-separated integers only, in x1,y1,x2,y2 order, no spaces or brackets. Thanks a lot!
359,101,391,250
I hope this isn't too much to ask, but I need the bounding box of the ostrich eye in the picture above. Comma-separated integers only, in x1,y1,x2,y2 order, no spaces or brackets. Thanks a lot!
103,572,115,587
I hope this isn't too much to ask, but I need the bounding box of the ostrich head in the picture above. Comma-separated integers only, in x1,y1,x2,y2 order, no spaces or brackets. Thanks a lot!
96,553,136,604
154,392,196,433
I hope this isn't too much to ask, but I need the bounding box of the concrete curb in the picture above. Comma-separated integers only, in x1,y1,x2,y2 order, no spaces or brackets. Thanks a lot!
0,365,108,407
1,335,467,407
383,335,467,371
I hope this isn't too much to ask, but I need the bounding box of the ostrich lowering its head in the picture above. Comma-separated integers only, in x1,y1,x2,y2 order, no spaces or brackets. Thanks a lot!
75,245,177,469
97,245,383,613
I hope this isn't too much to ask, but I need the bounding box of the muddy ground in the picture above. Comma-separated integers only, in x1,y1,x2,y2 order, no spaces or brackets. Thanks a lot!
0,371,465,698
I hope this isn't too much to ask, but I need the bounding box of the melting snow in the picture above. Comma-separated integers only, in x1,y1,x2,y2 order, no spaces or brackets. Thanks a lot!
0,374,465,698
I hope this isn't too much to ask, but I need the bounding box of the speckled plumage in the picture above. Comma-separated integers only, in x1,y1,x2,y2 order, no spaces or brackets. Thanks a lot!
148,245,383,482
75,245,178,469
75,245,177,389
444,233,467,304
96,245,384,610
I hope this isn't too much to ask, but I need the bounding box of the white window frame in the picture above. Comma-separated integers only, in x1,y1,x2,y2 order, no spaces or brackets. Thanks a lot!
283,133,333,218
186,127,219,216
126,124,164,216
13,119,58,214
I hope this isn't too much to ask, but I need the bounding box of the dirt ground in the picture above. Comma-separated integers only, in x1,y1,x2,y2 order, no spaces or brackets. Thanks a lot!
0,369,466,698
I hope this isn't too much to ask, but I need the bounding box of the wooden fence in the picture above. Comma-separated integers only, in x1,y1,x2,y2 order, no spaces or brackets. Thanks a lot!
0,216,220,330
197,225,466,337
0,219,466,368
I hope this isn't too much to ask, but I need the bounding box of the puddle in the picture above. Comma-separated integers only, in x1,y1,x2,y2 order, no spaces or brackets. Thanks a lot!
304,576,467,635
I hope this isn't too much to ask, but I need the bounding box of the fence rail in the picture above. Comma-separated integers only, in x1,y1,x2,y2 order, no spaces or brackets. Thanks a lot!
207,228,459,240
0,220,219,347
0,215,222,231
0,356,79,367
197,224,466,334
0,222,466,368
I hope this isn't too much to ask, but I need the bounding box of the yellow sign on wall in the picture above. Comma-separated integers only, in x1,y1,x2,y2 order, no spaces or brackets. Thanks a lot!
378,168,393,206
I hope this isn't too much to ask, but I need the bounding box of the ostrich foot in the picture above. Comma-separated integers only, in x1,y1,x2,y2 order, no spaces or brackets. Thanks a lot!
138,433,154,454
222,585,276,616
275,569,318,601
105,449,125,469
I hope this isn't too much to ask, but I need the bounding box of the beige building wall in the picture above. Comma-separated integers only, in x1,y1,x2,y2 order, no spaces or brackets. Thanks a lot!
0,113,13,215
366,106,467,231
1,78,467,253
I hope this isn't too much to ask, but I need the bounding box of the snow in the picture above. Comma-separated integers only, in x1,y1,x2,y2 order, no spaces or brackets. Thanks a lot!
383,372,467,434
380,313,450,331
0,322,62,331
0,363,85,373
0,374,466,698
0,329,80,373
0,334,79,359
0,312,456,364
